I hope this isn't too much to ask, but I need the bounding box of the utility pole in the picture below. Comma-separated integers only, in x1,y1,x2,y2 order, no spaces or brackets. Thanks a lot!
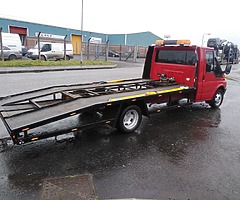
0,28,4,61
105,36,109,61
64,35,67,60
38,32,41,60
80,0,84,64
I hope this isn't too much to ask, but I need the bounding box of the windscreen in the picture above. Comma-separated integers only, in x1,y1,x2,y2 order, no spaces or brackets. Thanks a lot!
33,43,45,49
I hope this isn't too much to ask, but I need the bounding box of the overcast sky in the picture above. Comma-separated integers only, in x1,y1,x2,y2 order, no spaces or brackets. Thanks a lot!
1,0,239,46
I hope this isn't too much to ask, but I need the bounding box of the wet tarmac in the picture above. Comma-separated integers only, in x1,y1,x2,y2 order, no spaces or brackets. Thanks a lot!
0,63,240,199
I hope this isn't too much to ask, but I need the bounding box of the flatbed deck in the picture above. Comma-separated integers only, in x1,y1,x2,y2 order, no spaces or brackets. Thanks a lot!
0,78,194,144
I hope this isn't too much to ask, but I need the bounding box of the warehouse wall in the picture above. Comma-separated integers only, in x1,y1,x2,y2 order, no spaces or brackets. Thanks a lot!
0,17,162,50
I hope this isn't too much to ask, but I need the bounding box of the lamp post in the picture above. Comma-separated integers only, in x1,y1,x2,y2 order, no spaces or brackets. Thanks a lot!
80,0,83,64
202,33,211,46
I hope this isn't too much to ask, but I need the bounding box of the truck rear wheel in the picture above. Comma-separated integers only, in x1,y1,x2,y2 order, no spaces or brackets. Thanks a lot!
117,105,142,133
209,89,224,108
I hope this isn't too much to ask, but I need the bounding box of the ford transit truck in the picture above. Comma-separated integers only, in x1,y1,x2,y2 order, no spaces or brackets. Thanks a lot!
0,39,231,145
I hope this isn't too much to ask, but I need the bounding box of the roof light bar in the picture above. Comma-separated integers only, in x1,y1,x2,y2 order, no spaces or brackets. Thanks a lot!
156,40,164,45
177,40,191,45
155,39,191,46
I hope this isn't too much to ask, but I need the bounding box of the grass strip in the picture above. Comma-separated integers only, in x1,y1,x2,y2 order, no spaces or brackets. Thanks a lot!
0,60,113,67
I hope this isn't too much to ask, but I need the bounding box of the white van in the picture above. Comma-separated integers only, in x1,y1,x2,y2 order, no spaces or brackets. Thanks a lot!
1,32,22,52
27,42,74,61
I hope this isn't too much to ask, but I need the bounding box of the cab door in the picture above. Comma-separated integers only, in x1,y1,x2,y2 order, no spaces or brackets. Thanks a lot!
200,50,219,101
41,43,53,59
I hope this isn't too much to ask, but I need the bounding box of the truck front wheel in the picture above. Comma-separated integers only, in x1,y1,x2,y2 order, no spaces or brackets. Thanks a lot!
209,89,224,108
117,105,142,133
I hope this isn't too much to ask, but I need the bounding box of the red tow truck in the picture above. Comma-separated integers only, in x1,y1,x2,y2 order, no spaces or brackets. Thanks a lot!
0,39,231,145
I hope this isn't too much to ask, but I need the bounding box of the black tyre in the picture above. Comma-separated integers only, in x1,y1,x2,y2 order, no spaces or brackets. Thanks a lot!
66,55,70,60
117,105,142,133
209,89,224,108
8,54,17,60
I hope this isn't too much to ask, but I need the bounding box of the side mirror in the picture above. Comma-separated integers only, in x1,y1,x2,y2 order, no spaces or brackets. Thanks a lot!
224,64,232,75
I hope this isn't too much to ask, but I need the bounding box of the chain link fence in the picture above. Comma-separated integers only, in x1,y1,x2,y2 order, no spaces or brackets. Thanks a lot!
82,42,148,61
0,27,148,62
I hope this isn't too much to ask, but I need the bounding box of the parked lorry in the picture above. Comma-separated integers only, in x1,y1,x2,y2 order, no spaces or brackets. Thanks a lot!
27,42,74,61
0,39,231,145
207,38,239,64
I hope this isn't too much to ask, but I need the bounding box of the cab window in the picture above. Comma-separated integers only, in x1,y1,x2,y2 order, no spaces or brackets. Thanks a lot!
155,50,197,66
3,46,10,50
206,51,215,72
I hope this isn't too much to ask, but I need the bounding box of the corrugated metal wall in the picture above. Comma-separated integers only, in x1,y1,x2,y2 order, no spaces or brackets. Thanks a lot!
107,32,161,47
108,34,126,45
126,31,160,46
0,17,162,51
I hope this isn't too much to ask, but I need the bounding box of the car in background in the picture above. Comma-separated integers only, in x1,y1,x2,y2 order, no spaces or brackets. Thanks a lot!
27,42,73,61
108,50,119,57
0,46,22,60
207,38,222,49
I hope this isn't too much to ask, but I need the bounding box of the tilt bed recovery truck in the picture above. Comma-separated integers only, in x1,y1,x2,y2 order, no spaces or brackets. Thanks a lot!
0,39,231,145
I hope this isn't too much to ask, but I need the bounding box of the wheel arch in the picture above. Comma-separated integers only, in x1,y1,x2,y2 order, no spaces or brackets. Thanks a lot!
119,100,149,117
40,54,47,61
208,85,226,102
219,85,226,94
8,54,17,60
65,55,70,60
208,86,226,108
134,100,149,117
214,85,226,96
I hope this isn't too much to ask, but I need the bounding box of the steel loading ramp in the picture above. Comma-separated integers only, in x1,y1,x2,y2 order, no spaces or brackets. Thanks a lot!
0,78,192,135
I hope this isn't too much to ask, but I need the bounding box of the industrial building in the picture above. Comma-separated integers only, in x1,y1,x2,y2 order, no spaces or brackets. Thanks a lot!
0,17,162,56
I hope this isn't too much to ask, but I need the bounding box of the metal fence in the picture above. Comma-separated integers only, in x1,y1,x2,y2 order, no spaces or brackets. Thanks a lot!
0,27,149,62
26,39,148,62
27,36,148,61
82,42,148,61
